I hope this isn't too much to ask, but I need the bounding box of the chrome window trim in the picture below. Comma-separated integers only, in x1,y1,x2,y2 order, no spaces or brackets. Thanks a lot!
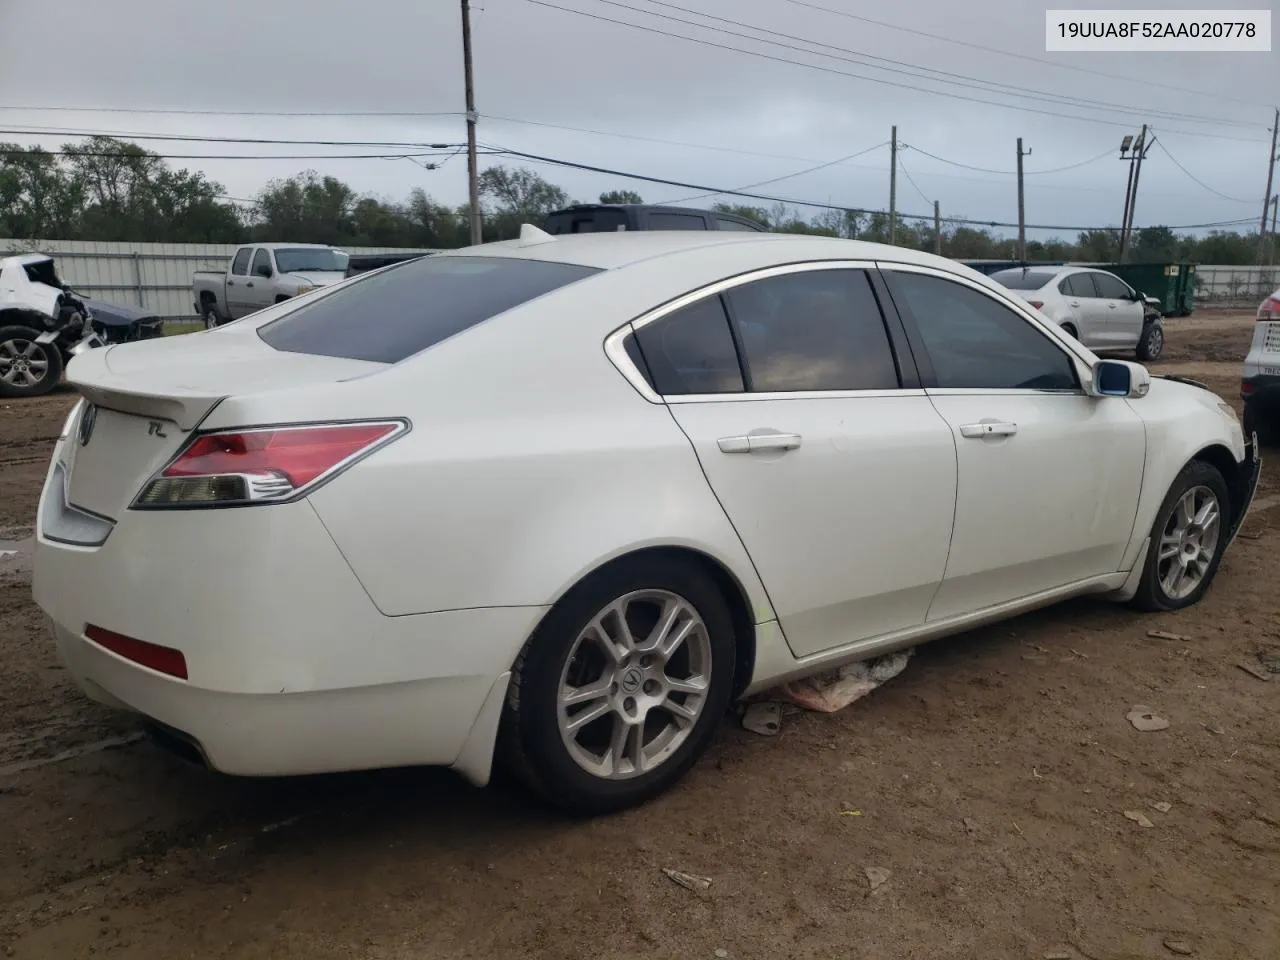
602,259,886,405
873,260,1095,395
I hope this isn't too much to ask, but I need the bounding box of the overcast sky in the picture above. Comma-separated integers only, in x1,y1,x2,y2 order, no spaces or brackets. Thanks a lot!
0,0,1275,238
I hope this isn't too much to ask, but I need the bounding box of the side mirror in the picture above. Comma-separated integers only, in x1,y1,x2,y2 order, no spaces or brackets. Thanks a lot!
1090,359,1150,399
255,264,273,278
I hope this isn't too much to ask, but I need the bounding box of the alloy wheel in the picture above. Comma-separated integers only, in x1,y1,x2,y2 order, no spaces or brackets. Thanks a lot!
556,590,712,780
0,338,50,389
1157,484,1222,600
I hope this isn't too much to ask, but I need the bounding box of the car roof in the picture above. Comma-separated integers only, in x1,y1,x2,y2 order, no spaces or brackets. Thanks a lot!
3,253,54,266
253,242,342,250
440,229,970,273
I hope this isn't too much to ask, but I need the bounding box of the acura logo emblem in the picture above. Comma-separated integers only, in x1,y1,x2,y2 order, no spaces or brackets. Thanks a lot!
77,404,97,446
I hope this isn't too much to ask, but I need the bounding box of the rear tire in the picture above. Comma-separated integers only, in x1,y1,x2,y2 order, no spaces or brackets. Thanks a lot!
1136,323,1164,362
0,325,64,398
1061,323,1078,340
201,302,222,329
501,554,736,816
1131,460,1230,612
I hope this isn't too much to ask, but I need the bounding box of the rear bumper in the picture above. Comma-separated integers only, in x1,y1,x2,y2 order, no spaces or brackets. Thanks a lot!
32,462,544,780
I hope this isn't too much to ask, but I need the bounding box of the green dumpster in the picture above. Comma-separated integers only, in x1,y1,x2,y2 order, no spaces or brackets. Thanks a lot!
1102,262,1195,317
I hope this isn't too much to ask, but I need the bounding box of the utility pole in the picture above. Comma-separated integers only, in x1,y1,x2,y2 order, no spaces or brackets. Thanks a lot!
1125,126,1150,263
889,125,898,246
1016,138,1030,262
1258,108,1278,263
934,199,941,255
1118,125,1149,263
1262,109,1279,238
461,0,482,246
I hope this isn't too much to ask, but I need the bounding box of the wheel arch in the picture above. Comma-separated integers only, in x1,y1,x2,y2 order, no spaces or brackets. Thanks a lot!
1189,441,1249,528
514,543,760,701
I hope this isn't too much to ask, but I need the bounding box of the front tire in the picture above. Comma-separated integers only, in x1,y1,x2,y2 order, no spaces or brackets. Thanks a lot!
1131,460,1230,612
1136,323,1164,361
502,554,736,815
0,325,64,398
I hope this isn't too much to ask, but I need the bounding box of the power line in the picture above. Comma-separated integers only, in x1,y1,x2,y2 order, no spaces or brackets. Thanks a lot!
0,104,465,119
665,140,890,203
1153,138,1257,204
776,0,1272,110
481,141,1258,232
897,158,932,206
0,127,462,149
901,144,1115,176
481,113,832,163
525,0,1271,144
619,0,1260,131
0,147,472,161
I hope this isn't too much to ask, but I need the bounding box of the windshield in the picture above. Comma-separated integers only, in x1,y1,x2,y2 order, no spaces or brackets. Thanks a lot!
274,248,350,274
990,269,1059,291
23,259,66,290
258,255,601,363
990,269,1060,291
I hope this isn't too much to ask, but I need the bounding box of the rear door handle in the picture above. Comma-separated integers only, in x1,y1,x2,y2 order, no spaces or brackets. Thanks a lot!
959,421,1018,439
1108,303,1117,309
717,432,803,454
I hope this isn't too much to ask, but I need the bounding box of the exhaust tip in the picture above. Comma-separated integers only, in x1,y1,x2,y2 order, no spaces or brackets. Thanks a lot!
142,720,210,770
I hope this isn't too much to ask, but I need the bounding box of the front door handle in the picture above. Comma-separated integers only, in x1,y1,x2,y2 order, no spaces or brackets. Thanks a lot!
1108,303,1117,309
959,421,1018,439
717,432,803,454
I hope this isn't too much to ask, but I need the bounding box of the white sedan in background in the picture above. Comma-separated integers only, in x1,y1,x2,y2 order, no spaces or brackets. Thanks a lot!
33,230,1258,815
990,265,1165,361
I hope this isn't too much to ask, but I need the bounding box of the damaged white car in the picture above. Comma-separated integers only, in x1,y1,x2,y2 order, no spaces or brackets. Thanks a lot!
0,254,162,398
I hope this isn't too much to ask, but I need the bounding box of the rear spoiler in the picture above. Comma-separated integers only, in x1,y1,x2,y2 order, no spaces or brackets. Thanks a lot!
66,348,222,431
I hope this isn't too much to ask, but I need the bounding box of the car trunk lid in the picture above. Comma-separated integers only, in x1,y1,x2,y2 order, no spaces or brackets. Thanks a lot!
63,330,385,519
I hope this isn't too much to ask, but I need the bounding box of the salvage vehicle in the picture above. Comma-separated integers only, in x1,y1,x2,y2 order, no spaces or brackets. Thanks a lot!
33,229,1259,815
1241,285,1280,446
990,264,1165,361
0,254,162,398
193,243,349,329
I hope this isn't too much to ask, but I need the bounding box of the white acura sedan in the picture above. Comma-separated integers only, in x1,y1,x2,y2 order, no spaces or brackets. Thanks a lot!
33,229,1259,815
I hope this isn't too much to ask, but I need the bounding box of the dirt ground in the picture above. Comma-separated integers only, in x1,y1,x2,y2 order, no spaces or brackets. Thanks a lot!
2,312,1278,960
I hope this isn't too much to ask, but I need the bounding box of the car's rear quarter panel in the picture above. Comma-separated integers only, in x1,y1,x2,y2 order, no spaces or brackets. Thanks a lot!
275,252,784,623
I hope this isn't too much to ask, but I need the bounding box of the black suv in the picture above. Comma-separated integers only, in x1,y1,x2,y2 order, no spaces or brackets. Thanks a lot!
541,204,766,235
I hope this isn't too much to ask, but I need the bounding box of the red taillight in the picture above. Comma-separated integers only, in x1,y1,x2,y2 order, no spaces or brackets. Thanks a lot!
1242,380,1256,396
85,624,188,679
1028,300,1044,310
1258,297,1280,320
134,420,405,508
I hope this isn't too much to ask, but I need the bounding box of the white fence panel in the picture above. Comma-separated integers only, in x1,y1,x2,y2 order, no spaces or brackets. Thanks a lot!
0,239,439,319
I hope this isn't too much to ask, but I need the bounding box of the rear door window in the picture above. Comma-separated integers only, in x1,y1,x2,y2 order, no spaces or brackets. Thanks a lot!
230,248,251,276
724,269,900,392
258,256,600,363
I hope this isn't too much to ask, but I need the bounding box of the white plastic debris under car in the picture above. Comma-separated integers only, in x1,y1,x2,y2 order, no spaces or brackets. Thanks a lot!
743,650,913,729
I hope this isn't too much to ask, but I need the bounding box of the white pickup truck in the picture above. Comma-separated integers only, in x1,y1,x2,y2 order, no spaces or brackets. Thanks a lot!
193,242,349,329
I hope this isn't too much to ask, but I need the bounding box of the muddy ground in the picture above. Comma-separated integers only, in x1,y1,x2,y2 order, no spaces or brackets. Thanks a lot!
1,312,1278,960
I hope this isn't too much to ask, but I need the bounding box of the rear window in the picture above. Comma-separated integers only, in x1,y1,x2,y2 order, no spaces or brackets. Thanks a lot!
990,269,1058,291
542,209,629,234
258,256,600,363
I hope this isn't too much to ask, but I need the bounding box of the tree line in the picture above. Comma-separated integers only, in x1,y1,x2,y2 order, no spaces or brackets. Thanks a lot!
0,136,1268,264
